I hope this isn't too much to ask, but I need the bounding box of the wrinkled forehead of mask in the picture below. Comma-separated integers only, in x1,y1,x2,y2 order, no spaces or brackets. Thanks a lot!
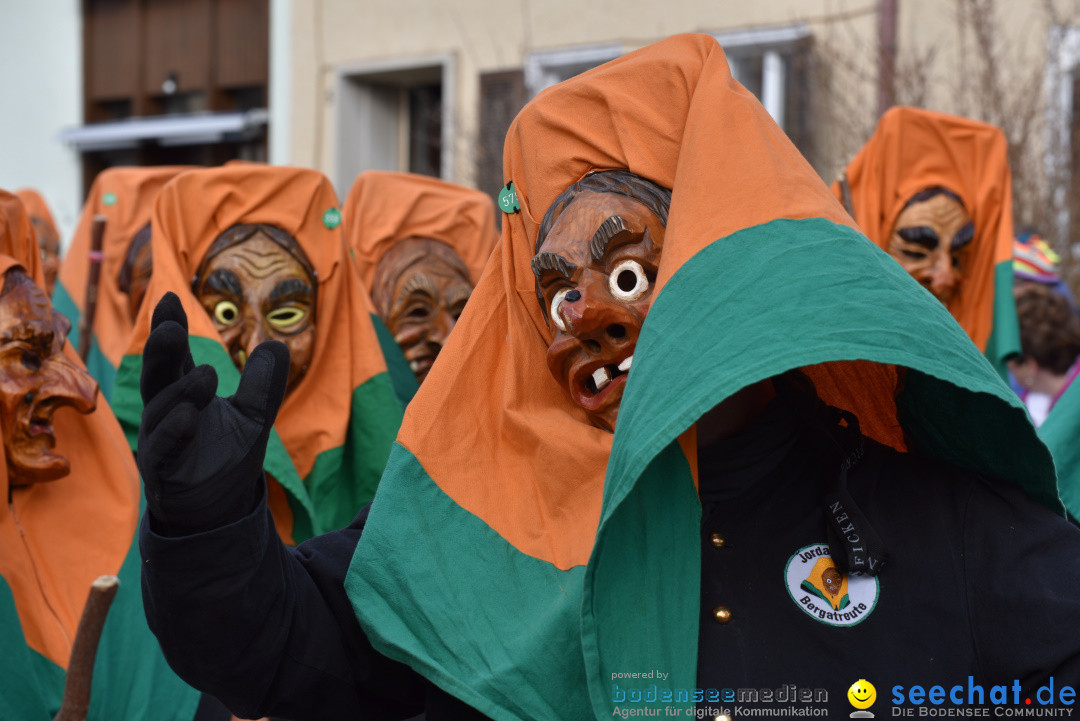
193,223,317,297
535,170,672,255
371,237,472,316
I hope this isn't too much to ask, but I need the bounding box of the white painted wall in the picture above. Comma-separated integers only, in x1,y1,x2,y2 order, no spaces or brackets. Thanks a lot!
269,0,293,165
0,0,83,249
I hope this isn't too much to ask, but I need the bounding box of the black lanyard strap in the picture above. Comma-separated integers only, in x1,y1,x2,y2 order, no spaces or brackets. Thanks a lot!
822,408,888,576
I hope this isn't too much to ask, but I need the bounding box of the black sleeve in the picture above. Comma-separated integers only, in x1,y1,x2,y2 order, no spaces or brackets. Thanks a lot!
139,488,426,721
965,479,1080,692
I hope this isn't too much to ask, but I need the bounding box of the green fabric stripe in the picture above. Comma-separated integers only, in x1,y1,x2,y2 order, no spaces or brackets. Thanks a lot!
1037,379,1080,520
591,217,1056,718
113,337,320,539
52,281,118,401
0,517,202,719
984,259,1021,380
371,313,419,410
0,579,57,720
581,441,698,718
348,444,590,721
303,372,403,531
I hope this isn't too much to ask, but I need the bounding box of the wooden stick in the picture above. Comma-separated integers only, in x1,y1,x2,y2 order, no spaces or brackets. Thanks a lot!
76,215,107,362
53,575,120,721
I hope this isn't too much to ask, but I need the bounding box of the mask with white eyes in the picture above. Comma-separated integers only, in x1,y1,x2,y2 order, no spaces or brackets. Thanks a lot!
532,181,668,433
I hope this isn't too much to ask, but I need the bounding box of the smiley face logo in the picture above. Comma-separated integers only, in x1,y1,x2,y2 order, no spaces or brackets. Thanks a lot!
847,679,876,709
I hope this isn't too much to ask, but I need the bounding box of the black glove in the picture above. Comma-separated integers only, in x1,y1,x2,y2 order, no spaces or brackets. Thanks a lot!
137,292,290,536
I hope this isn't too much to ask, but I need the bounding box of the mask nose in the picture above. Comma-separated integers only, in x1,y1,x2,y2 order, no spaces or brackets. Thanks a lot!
39,353,99,415
427,309,456,349
237,322,271,370
558,283,639,355
927,254,958,302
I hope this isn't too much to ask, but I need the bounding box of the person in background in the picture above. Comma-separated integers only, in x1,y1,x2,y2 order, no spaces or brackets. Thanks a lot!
0,189,219,721
112,164,407,543
835,107,1020,378
1010,283,1080,426
342,170,498,385
1008,281,1080,520
54,166,192,400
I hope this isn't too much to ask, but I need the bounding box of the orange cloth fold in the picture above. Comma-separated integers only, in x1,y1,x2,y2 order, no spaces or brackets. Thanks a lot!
59,166,194,369
14,189,60,247
342,170,499,290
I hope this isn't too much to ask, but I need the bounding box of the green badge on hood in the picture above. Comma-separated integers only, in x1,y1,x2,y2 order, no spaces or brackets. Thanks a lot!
102,192,118,206
323,208,342,229
498,182,519,214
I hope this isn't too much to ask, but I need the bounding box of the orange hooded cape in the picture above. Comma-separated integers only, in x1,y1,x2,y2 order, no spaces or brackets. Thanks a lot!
342,170,499,292
835,106,1020,370
14,189,59,248
14,188,61,295
111,165,406,543
54,166,193,400
346,35,1052,720
0,190,201,719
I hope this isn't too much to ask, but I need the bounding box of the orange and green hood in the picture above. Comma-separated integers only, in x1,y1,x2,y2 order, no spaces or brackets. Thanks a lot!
54,166,194,401
0,191,200,720
344,35,1055,720
835,106,1021,375
111,165,409,543
342,169,499,291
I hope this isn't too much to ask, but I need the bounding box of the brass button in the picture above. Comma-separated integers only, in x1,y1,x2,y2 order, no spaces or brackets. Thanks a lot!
709,532,725,548
712,606,732,624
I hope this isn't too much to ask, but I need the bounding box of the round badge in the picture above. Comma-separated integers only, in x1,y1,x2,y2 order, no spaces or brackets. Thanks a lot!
498,182,519,213
322,208,342,229
102,192,117,206
784,544,878,627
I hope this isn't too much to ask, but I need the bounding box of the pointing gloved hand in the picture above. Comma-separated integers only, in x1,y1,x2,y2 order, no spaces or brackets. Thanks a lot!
137,292,290,536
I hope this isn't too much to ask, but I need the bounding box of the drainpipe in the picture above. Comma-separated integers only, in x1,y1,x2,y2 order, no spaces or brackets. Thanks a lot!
878,0,898,116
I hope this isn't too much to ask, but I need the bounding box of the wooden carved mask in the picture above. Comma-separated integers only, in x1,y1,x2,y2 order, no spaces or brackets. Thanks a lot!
371,238,472,385
887,188,974,307
192,224,317,395
533,172,670,433
0,269,98,485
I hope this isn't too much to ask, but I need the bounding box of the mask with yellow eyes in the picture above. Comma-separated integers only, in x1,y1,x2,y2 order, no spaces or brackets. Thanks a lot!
192,224,317,395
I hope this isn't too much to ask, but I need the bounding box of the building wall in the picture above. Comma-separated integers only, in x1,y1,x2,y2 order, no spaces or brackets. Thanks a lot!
0,0,83,247
292,0,875,192
289,0,1080,209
